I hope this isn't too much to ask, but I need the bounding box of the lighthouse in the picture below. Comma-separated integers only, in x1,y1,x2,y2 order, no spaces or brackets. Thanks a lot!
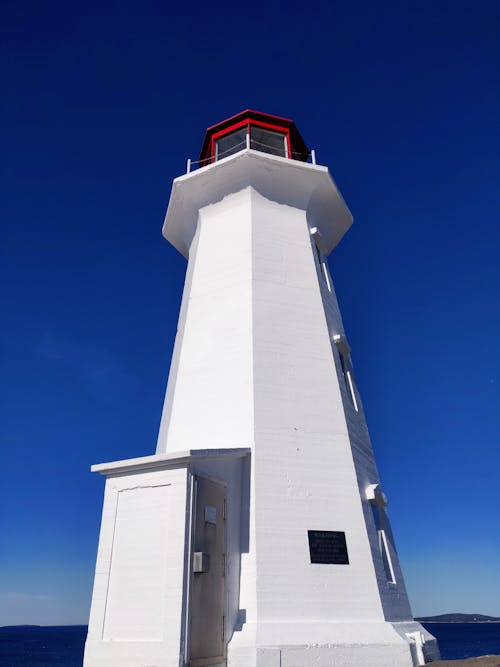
84,110,440,667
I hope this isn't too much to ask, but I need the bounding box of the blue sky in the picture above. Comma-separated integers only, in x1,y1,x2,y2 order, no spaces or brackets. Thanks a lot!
1,1,498,624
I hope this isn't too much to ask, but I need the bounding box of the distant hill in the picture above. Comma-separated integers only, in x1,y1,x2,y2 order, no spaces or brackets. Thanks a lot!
416,613,500,623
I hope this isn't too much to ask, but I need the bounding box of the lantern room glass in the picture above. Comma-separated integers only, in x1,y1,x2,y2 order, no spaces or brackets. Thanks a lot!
250,126,287,157
215,125,288,161
215,128,247,160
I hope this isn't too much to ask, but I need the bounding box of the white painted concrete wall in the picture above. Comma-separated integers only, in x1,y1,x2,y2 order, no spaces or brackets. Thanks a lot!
157,188,254,453
249,188,384,628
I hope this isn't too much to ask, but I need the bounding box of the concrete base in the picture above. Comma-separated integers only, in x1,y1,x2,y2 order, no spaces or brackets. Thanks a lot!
83,641,182,667
227,621,440,667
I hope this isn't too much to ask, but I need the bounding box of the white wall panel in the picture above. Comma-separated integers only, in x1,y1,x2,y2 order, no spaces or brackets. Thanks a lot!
103,484,171,641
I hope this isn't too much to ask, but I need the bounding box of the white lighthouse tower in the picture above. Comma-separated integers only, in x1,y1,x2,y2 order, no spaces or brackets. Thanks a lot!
84,110,439,667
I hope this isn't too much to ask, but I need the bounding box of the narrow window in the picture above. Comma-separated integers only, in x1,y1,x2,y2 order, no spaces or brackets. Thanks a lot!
368,490,396,585
333,335,359,412
321,261,332,292
346,370,359,412
314,241,332,292
337,348,358,412
379,529,396,584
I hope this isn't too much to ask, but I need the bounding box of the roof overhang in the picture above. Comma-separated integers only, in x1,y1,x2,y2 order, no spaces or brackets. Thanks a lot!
91,447,251,476
163,149,353,258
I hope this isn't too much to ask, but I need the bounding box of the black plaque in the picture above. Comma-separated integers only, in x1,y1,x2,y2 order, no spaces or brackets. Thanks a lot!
308,530,349,564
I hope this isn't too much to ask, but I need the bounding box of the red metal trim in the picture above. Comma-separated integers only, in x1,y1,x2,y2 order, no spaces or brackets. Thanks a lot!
210,119,249,164
210,118,250,144
205,109,294,134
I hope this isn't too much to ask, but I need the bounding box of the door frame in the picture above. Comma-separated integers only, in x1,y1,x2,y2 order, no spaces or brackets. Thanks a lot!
184,472,228,667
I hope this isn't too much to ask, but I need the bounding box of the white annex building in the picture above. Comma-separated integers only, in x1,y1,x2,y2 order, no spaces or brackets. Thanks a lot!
84,110,440,667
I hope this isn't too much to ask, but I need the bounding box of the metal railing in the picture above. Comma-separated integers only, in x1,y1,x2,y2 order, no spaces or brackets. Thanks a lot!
186,134,316,173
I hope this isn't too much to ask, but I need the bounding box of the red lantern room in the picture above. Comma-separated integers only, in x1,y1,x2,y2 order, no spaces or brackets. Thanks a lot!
198,109,310,166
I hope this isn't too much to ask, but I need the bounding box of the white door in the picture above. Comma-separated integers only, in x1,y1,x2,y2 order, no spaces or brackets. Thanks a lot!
188,476,226,666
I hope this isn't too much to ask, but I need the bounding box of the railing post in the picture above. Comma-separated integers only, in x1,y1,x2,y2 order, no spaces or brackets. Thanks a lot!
246,132,250,150
186,158,192,173
311,149,316,165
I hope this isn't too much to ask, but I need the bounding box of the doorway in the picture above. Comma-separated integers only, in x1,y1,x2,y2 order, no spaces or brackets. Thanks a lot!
188,476,226,666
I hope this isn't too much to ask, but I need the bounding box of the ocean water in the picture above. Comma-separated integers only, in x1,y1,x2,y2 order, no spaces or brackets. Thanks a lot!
1,622,500,665
0,626,86,667
422,622,500,660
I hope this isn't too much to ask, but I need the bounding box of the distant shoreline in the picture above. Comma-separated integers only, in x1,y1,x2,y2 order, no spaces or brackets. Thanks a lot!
2,619,500,628
417,615,500,624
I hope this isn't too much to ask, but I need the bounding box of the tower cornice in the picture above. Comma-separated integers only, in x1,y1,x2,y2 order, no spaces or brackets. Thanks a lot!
163,149,353,258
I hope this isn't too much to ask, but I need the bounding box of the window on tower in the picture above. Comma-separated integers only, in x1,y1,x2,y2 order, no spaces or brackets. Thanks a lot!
379,529,396,584
338,350,359,412
333,335,359,413
215,127,248,161
314,241,332,292
214,125,288,161
367,487,397,585
345,367,359,413
250,126,287,157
